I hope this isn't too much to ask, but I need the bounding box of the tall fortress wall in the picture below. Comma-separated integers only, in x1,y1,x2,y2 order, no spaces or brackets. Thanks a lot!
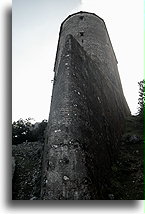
41,12,130,200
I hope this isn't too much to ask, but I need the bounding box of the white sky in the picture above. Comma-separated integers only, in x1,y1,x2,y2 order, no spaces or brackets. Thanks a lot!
12,0,143,122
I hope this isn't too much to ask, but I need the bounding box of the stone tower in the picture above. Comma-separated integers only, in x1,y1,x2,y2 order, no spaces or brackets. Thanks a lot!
41,12,130,200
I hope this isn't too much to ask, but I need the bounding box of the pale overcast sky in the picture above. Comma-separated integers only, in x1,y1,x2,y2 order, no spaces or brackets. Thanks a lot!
12,0,143,122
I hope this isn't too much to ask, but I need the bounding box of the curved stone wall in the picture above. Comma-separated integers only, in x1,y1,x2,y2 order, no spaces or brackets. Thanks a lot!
41,12,131,200
54,12,121,90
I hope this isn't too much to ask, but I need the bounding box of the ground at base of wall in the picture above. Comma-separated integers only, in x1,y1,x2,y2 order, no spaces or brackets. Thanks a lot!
12,141,44,200
107,135,144,200
12,135,144,200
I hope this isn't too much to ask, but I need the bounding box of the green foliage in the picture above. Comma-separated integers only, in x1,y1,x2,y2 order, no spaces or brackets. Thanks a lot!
125,80,144,139
12,118,32,145
137,80,145,115
136,80,144,138
12,118,47,145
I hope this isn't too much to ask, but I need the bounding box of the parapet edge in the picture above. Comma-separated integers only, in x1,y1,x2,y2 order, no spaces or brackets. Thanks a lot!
60,11,104,28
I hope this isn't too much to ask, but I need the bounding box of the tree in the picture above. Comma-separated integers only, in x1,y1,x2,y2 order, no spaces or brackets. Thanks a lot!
135,80,144,137
12,118,48,145
31,119,48,141
12,118,33,145
137,80,145,115
125,80,144,138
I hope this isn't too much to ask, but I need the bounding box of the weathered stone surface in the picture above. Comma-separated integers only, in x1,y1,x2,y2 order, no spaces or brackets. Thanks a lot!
41,11,130,200
12,156,15,178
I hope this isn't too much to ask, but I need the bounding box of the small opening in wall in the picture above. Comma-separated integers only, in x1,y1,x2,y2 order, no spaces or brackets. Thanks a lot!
80,32,84,37
80,16,84,20
82,39,84,43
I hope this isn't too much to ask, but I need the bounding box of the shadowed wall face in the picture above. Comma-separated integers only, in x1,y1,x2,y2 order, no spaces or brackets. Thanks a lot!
41,12,130,200
41,36,92,200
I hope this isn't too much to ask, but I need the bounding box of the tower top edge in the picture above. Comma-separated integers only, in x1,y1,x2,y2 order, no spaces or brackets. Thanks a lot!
61,11,104,28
